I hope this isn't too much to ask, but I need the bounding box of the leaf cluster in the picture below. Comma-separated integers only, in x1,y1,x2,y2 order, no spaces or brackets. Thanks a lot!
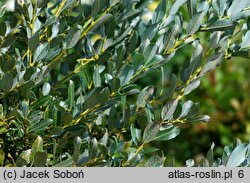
0,0,250,167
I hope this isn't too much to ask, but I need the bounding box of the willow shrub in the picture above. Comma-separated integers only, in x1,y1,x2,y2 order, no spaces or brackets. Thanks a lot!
0,0,250,167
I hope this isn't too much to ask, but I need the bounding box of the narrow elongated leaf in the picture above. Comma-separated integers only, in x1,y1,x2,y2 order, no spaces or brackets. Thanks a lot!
154,126,180,141
1,36,15,48
187,12,204,35
68,80,75,110
0,149,5,166
136,86,154,108
179,100,194,118
127,30,139,54
29,119,53,133
187,0,197,18
89,138,99,159
188,115,210,123
131,52,144,71
56,0,76,15
143,122,160,143
0,22,6,36
34,43,49,62
30,95,52,109
145,155,165,167
184,79,200,95
120,65,134,86
91,0,101,17
66,28,81,49
90,14,113,32
0,73,13,92
144,44,158,65
28,32,39,53
227,0,248,16
33,152,47,167
152,0,166,23
84,87,110,109
201,20,236,31
42,82,51,96
169,0,187,15
163,24,179,51
161,99,179,121
130,124,142,146
73,136,82,162
199,53,223,76
54,157,74,167
241,30,250,49
207,143,215,166
226,144,248,167
93,66,101,87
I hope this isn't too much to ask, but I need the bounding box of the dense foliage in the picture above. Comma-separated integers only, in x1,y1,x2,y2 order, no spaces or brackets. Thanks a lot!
0,0,250,167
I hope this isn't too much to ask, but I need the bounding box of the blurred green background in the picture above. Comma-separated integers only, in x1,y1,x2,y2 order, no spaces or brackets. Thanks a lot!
143,0,250,166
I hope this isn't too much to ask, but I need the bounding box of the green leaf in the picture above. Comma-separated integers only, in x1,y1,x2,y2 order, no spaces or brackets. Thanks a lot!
84,87,110,109
187,12,204,35
34,43,49,62
154,126,180,141
226,143,248,167
90,14,113,32
65,28,81,49
30,95,52,109
28,32,40,53
163,24,179,51
54,157,74,167
120,65,134,86
143,122,160,143
0,149,4,166
161,99,179,121
209,32,222,48
115,44,126,69
0,73,13,92
207,143,215,166
188,115,210,123
202,19,236,31
68,80,75,110
186,158,195,167
58,0,76,15
152,0,166,23
241,30,250,49
0,21,6,36
30,136,43,163
179,100,194,118
130,123,142,146
16,149,31,167
136,86,154,108
127,30,139,54
29,118,53,133
89,138,99,159
131,52,144,71
42,82,51,96
227,0,249,16
73,136,82,162
199,53,223,76
37,0,50,8
144,43,158,65
91,0,100,17
187,0,197,18
93,66,101,88
146,155,165,167
169,0,187,15
1,36,15,48
184,79,200,95
33,152,47,167
50,127,64,138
